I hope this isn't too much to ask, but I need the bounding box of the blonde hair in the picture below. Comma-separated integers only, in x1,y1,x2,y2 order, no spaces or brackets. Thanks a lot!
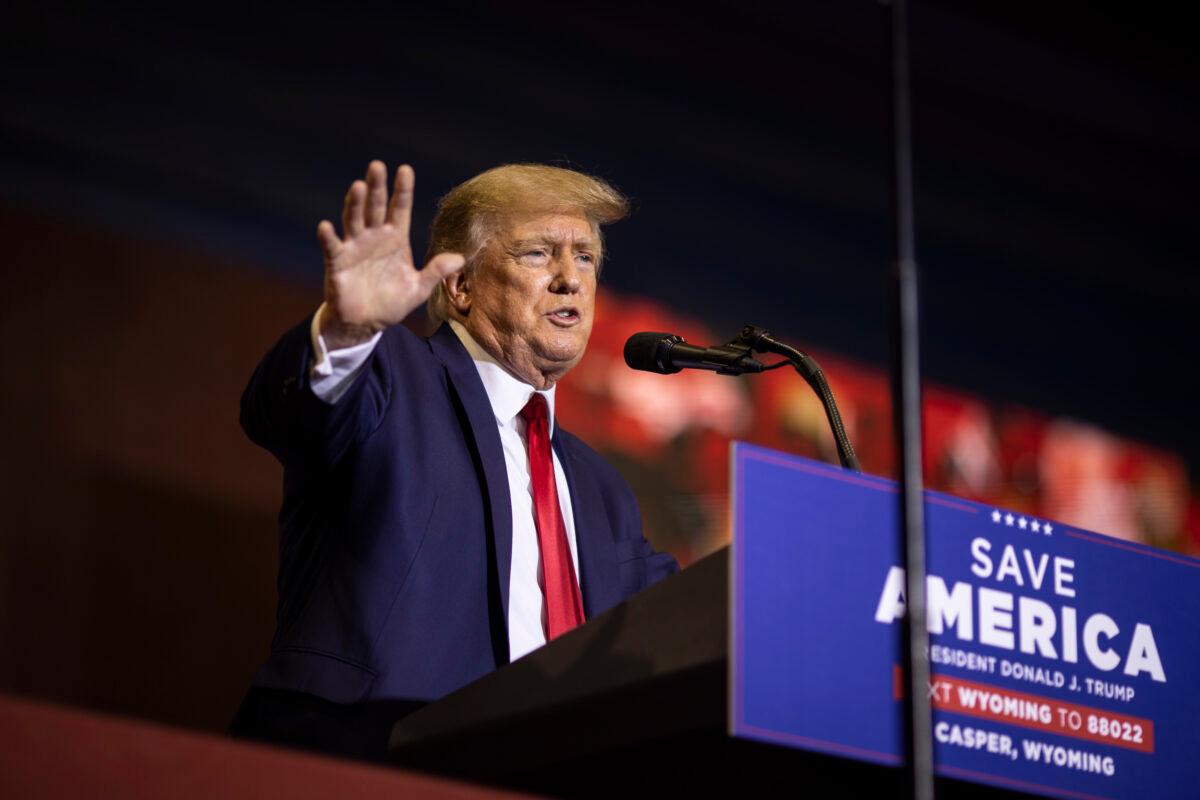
426,164,629,323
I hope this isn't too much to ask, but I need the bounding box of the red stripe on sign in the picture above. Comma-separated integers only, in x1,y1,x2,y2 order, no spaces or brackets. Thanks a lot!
929,672,1154,754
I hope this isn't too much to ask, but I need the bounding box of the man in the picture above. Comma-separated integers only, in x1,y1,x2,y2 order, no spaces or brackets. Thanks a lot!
231,161,679,760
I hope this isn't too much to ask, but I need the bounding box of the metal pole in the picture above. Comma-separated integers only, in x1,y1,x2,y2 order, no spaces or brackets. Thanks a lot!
888,1,935,798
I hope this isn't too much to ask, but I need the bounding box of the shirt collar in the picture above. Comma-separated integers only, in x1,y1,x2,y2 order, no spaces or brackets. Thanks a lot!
449,320,556,435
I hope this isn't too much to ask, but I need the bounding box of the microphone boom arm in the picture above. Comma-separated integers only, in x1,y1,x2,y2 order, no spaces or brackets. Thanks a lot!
731,325,862,472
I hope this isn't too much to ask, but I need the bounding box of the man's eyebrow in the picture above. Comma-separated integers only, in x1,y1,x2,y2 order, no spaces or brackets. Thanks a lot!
510,234,598,249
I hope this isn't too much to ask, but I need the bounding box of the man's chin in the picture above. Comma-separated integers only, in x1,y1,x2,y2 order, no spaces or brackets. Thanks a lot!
532,341,586,375
537,328,588,356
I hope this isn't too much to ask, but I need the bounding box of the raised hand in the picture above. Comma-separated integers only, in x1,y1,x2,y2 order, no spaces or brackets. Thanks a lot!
316,161,465,349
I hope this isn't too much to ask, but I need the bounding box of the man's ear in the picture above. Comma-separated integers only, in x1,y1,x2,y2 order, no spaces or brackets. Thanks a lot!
445,269,471,314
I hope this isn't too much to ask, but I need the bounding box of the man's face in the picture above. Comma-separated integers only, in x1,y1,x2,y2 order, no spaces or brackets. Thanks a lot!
457,211,599,389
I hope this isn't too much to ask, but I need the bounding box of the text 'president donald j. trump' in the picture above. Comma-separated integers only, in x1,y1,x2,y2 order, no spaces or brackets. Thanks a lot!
232,161,679,760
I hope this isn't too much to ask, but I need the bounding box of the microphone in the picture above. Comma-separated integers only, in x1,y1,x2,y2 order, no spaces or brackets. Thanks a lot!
623,325,862,472
623,332,765,376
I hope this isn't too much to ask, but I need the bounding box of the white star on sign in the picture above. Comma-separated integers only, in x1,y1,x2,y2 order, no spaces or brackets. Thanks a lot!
992,509,1002,523
1005,513,1014,526
1018,517,1028,530
1043,523,1053,535
1031,521,1041,533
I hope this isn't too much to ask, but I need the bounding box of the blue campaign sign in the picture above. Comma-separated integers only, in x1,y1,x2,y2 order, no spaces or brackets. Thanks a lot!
730,442,1200,800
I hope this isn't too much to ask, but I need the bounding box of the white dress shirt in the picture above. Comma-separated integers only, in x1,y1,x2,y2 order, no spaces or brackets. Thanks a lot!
308,307,581,661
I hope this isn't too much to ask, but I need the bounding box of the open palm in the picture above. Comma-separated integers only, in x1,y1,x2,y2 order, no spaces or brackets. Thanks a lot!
317,161,464,348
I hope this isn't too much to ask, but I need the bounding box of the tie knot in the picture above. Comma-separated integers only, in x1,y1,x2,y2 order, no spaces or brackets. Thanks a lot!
519,393,549,425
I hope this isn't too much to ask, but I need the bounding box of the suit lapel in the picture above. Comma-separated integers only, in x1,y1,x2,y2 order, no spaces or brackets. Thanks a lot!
428,324,514,631
553,432,621,619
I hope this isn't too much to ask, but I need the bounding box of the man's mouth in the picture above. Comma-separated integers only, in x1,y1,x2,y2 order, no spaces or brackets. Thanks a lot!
547,307,581,326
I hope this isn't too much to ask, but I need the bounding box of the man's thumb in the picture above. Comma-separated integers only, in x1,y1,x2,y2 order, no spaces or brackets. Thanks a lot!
420,252,466,293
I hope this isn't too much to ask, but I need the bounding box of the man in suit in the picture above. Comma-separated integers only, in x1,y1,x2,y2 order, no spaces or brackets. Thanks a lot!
231,161,679,760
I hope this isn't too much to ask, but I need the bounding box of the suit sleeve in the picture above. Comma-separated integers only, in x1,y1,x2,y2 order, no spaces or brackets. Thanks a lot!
645,542,682,586
239,312,393,467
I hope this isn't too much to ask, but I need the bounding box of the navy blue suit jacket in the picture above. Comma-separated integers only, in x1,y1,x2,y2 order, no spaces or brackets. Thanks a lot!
240,317,679,707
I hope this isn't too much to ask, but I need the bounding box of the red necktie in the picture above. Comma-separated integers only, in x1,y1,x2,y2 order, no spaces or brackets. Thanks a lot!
520,394,586,639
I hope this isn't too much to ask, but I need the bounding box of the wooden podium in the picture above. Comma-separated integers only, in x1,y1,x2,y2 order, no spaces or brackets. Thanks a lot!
388,549,1022,798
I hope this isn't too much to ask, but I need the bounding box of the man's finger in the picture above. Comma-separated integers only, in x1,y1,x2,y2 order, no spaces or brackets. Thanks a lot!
317,220,342,261
365,160,387,227
343,180,366,237
418,252,466,296
387,164,415,240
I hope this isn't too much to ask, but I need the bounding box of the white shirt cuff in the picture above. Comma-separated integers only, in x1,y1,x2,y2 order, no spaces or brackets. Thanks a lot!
309,303,383,404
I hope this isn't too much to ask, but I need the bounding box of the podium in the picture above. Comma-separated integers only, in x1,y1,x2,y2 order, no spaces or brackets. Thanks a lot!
388,547,1010,798
389,445,1198,799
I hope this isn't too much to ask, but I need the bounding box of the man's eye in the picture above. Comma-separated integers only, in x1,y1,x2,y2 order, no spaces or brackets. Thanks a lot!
523,249,548,259
576,253,594,264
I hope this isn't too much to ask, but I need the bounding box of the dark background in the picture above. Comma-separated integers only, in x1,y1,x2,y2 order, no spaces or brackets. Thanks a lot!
1,1,1196,732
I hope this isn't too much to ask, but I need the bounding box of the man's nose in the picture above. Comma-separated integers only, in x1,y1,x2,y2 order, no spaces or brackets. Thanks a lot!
549,252,582,293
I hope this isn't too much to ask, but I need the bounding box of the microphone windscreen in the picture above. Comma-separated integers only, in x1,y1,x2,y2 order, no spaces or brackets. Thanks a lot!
623,332,680,374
